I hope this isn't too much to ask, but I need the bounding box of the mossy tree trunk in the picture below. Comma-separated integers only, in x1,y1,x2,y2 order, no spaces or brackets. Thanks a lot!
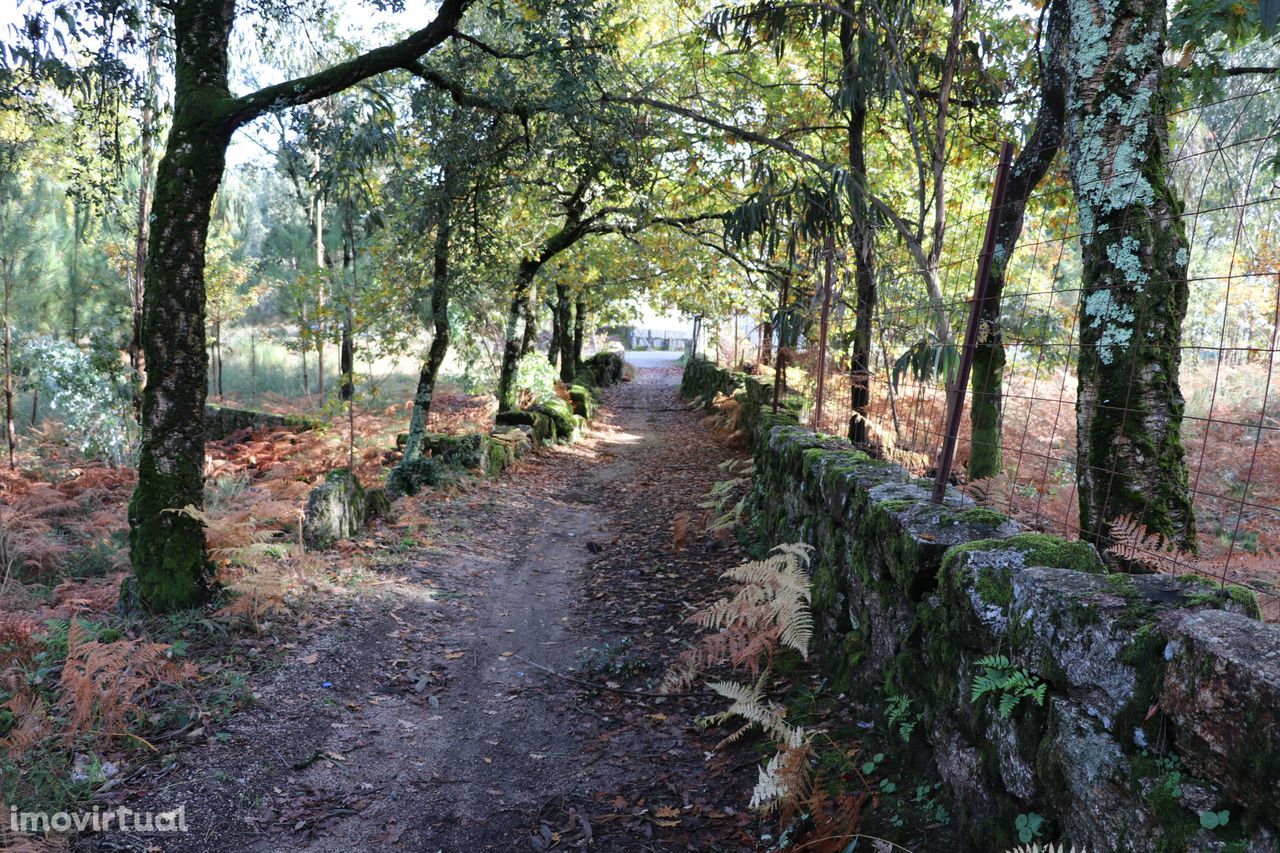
127,0,470,611
968,0,1068,480
497,259,541,412
519,278,538,357
127,0,236,611
1065,0,1195,551
401,191,453,463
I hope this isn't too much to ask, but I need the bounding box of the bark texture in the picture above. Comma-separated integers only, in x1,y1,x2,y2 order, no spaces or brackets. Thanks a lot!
1065,0,1195,551
127,0,235,610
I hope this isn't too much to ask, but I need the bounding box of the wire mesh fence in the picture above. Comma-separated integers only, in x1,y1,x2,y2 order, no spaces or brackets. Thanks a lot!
712,83,1280,620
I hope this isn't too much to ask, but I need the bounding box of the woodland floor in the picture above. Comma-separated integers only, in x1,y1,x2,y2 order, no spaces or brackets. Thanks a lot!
83,363,774,852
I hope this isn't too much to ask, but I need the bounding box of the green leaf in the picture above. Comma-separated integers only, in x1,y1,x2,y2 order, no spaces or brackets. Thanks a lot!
1199,810,1220,829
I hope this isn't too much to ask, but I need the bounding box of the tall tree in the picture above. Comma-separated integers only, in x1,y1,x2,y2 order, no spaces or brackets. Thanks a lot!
1066,0,1196,551
967,0,1069,479
117,0,470,610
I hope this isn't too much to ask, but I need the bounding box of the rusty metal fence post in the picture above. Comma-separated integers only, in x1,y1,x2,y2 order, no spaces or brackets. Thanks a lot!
932,142,1015,503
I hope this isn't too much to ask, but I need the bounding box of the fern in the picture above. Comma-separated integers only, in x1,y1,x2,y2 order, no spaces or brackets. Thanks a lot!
667,544,817,815
707,670,806,749
669,543,813,691
971,655,1047,719
58,621,193,742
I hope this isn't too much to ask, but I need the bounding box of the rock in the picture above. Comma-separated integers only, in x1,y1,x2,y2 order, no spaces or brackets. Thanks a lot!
582,350,624,386
365,488,392,521
302,468,367,549
1161,608,1280,825
497,410,554,447
569,384,595,419
1040,698,1161,852
385,457,447,498
536,397,577,440
406,432,492,470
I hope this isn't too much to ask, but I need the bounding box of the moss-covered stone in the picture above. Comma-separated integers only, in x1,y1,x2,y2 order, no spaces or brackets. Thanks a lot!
412,432,493,470
582,350,625,386
302,468,368,549
386,456,448,498
1161,609,1280,827
205,403,324,441
537,397,577,440
365,488,392,521
568,384,595,419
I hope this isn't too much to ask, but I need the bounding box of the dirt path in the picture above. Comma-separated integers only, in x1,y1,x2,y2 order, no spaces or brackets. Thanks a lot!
95,365,763,852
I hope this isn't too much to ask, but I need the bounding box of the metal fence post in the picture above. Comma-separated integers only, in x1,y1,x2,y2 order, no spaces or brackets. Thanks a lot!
933,142,1015,503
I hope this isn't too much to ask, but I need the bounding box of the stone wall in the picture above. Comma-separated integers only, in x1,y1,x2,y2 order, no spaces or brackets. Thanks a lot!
682,358,1278,852
205,403,324,441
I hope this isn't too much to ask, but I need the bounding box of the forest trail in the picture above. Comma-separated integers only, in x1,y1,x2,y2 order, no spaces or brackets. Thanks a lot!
98,361,761,853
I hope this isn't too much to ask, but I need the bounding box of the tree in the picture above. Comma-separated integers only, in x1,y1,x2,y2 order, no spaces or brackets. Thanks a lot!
1066,0,1196,551
103,0,471,610
967,0,1069,480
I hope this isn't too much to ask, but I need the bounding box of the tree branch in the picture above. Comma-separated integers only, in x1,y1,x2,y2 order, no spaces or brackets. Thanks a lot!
404,60,533,118
224,0,471,128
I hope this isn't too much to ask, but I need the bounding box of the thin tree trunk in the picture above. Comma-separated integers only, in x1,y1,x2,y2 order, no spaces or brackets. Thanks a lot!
214,320,224,398
842,0,877,445
250,326,257,403
401,192,453,460
29,387,37,428
559,288,575,383
550,281,568,368
572,297,586,368
300,302,311,397
772,271,791,413
340,229,354,403
314,187,327,401
3,271,14,467
968,0,1067,480
130,4,159,420
1066,0,1196,552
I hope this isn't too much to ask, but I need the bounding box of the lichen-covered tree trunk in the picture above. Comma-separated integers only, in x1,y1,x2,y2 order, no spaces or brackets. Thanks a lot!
400,195,453,462
1065,0,1195,551
968,0,1068,480
127,0,236,610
